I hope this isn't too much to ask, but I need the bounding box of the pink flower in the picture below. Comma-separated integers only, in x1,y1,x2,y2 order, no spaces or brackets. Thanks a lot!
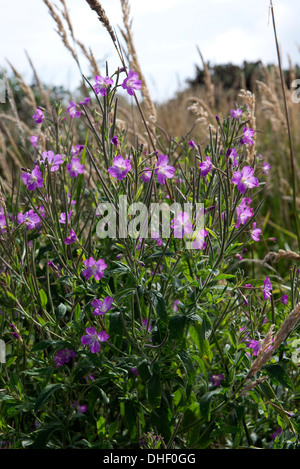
110,135,119,146
30,135,39,148
53,349,75,367
108,155,132,180
155,154,175,184
122,70,142,96
231,108,243,119
236,198,253,228
94,75,114,96
81,327,109,353
91,296,113,315
41,151,64,172
226,148,238,167
192,228,208,250
59,211,72,224
250,222,261,242
171,211,193,239
263,162,271,175
241,126,255,145
17,209,42,230
32,108,44,124
79,97,90,106
64,228,77,245
232,166,259,194
211,374,225,386
82,257,107,281
263,276,272,302
67,101,81,118
280,294,288,305
21,165,44,191
140,167,152,183
199,156,212,177
67,158,84,178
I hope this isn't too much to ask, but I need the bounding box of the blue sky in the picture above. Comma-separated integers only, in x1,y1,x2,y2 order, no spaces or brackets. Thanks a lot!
1,0,299,102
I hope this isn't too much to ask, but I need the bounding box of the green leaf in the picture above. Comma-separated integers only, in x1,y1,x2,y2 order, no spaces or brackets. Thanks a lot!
34,384,63,412
39,289,47,308
32,423,61,449
147,373,161,408
149,291,168,323
263,364,294,389
200,390,221,422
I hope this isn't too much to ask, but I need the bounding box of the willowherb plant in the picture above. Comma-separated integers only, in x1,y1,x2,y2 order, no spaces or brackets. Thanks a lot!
0,0,299,451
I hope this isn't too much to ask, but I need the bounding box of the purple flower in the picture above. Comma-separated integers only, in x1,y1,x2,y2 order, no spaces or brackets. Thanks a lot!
21,165,44,191
173,300,180,312
71,401,88,413
232,166,259,194
199,156,212,177
241,126,255,145
188,140,196,148
263,276,272,302
130,367,139,377
59,211,72,224
250,222,261,242
9,323,21,340
142,318,152,338
71,145,85,157
110,135,119,146
122,70,142,96
192,228,208,250
171,211,193,239
226,148,238,167
263,162,271,175
155,154,175,184
67,101,81,118
41,151,64,172
280,294,288,305
82,257,107,281
64,228,77,245
53,348,75,367
17,209,41,230
140,167,152,183
32,108,44,124
247,338,262,356
211,374,225,386
79,97,90,106
236,198,253,228
67,158,84,178
81,327,109,353
91,296,113,315
108,155,132,180
231,108,243,119
94,75,114,96
271,427,282,441
30,135,39,148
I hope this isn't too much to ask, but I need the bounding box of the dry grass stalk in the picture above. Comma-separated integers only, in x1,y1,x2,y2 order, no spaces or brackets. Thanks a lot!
256,79,286,133
187,100,216,138
196,47,215,108
76,40,100,77
238,89,256,165
240,376,268,396
262,249,300,264
6,60,37,110
84,0,116,43
119,0,157,136
25,51,52,111
246,303,300,380
43,0,79,65
1,68,26,150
